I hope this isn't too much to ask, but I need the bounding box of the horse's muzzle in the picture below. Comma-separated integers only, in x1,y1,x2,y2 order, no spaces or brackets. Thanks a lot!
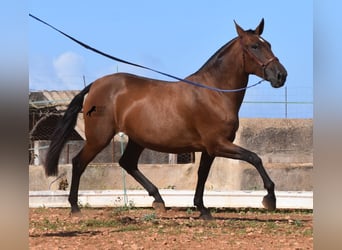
273,71,287,88
266,62,287,88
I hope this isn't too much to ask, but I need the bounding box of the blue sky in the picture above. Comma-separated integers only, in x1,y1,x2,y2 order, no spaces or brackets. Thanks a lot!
29,1,313,118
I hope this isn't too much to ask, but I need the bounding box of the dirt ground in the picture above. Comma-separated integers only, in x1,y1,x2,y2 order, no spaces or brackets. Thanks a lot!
29,207,313,250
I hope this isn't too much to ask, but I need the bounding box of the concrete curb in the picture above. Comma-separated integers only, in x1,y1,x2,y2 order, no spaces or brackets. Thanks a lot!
29,190,313,210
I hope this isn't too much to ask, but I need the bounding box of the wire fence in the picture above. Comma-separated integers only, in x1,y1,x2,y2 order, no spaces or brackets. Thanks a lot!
239,85,313,118
240,100,313,118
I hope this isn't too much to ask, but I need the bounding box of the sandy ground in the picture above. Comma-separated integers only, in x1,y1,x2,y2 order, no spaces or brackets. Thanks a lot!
29,207,313,250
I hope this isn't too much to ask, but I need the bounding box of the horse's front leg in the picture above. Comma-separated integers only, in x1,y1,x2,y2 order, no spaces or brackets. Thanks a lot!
214,140,276,211
194,151,215,220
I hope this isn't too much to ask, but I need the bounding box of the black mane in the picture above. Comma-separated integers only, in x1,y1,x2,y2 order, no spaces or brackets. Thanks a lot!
192,37,239,74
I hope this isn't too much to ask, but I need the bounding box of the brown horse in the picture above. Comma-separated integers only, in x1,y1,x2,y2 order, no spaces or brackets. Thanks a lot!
45,19,287,219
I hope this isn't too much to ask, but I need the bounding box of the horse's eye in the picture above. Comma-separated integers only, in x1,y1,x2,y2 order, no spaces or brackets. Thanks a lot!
251,43,259,50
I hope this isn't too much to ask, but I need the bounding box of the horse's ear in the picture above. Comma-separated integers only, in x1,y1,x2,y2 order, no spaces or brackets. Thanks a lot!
255,18,264,35
234,20,245,37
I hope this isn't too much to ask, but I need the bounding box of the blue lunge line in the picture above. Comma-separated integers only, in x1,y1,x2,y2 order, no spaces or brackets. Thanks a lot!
29,14,265,93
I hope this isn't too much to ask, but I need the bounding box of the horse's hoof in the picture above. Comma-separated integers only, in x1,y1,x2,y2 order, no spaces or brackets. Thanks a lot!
262,194,276,211
70,207,82,216
70,211,82,217
199,213,215,220
152,201,166,212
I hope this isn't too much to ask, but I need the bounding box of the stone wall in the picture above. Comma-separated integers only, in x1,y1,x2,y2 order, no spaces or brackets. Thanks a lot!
29,118,313,192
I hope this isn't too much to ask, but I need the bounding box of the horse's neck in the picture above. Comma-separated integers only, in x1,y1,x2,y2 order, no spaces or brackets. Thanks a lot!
191,45,248,91
187,46,249,113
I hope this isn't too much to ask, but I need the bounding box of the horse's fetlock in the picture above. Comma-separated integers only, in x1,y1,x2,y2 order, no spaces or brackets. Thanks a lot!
265,181,275,191
148,186,159,197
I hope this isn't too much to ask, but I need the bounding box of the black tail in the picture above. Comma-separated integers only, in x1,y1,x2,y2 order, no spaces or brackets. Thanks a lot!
44,83,92,176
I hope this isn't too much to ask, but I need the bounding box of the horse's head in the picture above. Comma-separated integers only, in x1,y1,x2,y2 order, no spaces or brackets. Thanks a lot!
234,19,287,88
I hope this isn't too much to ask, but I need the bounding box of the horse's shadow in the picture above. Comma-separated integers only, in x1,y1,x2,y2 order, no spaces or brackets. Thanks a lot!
158,214,311,223
30,230,102,238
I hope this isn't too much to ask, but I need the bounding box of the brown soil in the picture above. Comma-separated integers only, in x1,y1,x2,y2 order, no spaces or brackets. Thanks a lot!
29,207,313,250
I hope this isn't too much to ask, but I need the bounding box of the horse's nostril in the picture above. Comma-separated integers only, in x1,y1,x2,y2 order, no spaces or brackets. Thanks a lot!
277,72,286,82
277,73,282,81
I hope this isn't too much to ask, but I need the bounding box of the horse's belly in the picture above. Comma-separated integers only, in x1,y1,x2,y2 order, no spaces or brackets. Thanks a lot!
122,111,203,153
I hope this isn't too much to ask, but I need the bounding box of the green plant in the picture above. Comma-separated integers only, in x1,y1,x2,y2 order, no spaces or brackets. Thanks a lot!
294,219,303,227
77,201,91,209
41,218,58,230
186,207,194,215
142,213,157,222
165,185,176,189
82,219,119,228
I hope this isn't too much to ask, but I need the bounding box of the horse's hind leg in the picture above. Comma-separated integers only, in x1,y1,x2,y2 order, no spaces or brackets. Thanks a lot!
68,139,113,214
119,139,166,212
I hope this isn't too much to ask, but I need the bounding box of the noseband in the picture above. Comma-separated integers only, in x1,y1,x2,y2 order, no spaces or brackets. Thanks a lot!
240,37,278,78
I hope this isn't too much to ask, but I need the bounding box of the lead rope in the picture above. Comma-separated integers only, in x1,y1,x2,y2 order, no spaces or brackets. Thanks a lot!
29,14,265,93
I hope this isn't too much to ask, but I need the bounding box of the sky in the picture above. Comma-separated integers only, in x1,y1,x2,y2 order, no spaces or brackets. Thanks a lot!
29,1,313,118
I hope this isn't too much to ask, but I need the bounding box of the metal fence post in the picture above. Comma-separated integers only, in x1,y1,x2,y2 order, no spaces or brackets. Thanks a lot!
119,132,128,206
